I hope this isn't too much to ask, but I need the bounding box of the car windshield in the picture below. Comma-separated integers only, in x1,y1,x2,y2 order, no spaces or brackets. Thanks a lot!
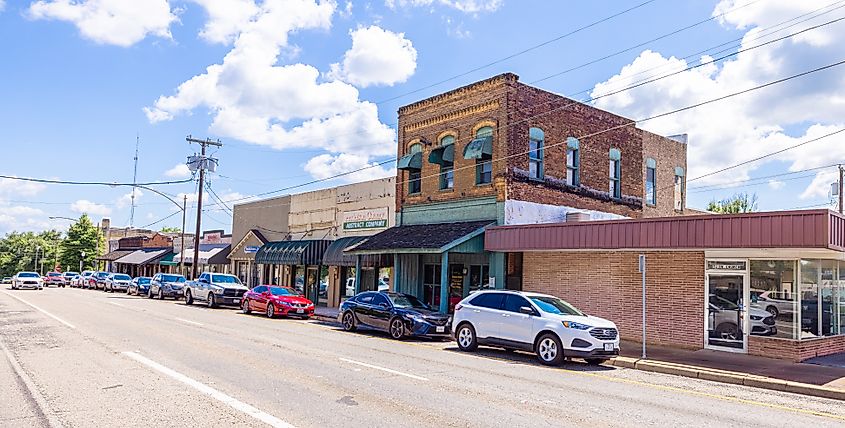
211,275,240,284
18,272,39,278
64,272,78,276
96,272,109,278
389,294,430,310
138,278,151,284
161,275,186,283
113,274,131,280
269,287,296,296
529,296,585,316
48,272,61,277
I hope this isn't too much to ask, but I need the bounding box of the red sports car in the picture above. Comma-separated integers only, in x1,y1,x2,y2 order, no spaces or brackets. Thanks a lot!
241,285,314,319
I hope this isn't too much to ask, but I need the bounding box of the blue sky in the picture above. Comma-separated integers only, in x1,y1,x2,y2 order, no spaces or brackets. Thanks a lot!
1,0,844,235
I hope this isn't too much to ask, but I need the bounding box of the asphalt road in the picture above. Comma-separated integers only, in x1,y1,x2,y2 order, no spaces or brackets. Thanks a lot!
2,287,844,428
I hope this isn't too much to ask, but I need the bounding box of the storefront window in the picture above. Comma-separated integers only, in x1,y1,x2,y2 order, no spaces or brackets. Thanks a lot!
836,263,845,336
800,260,820,338
750,260,797,339
342,267,356,299
423,264,441,308
294,265,305,295
469,265,490,293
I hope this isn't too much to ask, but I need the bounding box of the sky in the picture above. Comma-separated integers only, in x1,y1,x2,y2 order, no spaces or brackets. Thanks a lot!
1,0,845,235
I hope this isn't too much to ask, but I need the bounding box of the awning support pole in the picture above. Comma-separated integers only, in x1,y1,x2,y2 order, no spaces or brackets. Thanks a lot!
393,254,400,293
439,251,449,314
354,255,362,294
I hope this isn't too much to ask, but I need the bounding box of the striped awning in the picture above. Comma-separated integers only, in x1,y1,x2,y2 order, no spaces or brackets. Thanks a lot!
322,236,392,267
254,240,331,265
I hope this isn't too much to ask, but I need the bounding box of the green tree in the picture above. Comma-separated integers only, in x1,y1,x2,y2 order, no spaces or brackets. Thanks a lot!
707,192,759,214
0,230,63,277
59,214,103,272
160,226,181,233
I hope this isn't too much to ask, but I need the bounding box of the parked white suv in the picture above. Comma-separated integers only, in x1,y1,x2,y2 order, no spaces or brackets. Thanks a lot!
452,290,620,366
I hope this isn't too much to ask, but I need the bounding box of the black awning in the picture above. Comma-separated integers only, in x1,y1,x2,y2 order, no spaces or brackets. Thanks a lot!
255,240,331,265
323,236,392,267
347,220,492,254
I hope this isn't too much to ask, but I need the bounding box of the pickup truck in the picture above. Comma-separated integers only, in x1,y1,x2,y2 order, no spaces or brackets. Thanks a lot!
184,272,248,308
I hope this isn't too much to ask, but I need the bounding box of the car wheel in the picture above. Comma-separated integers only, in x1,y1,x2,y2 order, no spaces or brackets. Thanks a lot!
158,289,164,300
147,288,154,299
266,303,275,318
126,287,131,295
185,290,193,305
765,305,779,318
241,299,251,314
389,318,405,340
715,322,739,340
207,293,216,308
341,311,357,332
536,333,564,366
456,323,478,352
585,358,608,366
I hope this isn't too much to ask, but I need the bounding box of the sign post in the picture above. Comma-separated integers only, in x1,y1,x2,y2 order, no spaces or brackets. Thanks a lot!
638,254,646,359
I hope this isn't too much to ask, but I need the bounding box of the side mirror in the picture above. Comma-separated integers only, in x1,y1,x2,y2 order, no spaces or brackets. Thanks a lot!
519,306,535,315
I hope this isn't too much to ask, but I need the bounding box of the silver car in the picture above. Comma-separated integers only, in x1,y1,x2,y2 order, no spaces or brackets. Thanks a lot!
12,272,43,290
104,273,132,293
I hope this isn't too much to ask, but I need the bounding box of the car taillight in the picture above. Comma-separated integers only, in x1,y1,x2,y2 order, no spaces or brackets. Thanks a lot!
455,304,463,311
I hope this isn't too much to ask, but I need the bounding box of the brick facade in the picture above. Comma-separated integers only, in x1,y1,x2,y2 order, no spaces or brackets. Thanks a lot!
642,131,689,217
521,250,705,349
749,335,845,362
395,73,687,220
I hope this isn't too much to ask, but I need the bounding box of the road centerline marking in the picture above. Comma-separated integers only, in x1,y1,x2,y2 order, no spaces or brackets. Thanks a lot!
123,351,294,428
174,318,204,326
339,357,429,381
1,291,75,329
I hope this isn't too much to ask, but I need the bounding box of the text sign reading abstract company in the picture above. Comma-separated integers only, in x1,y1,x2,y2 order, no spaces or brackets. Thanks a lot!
343,207,389,231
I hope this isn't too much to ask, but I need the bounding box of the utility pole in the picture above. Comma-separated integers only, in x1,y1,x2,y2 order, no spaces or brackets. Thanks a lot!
839,164,843,214
186,135,222,280
130,134,140,228
180,195,187,275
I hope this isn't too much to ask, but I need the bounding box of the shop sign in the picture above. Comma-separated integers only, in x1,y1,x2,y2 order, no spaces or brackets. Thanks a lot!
244,246,260,254
343,207,389,230
706,260,747,271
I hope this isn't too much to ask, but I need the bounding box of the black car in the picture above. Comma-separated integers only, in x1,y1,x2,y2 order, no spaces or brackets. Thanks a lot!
128,276,152,296
148,273,187,299
339,291,451,340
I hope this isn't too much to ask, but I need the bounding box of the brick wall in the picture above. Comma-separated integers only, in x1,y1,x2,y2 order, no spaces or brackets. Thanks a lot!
642,131,688,217
522,250,705,349
749,335,845,362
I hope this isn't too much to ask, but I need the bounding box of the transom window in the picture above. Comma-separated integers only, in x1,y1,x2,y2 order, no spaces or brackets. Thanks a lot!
528,127,544,180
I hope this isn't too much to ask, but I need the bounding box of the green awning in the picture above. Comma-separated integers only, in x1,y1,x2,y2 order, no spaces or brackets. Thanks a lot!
463,136,493,159
159,253,177,266
397,152,422,170
429,144,454,165
254,240,331,265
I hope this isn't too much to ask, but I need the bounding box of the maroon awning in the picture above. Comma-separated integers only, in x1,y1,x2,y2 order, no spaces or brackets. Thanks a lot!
485,209,845,252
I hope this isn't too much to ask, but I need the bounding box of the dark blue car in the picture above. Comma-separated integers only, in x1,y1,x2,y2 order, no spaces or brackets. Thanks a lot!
339,291,451,340
128,276,152,296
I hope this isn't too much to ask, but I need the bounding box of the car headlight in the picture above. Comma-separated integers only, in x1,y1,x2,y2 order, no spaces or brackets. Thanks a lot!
404,313,424,323
750,315,763,321
213,288,224,295
562,321,592,330
277,300,291,306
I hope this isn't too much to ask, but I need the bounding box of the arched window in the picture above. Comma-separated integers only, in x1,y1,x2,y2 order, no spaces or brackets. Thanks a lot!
528,127,544,180
409,143,422,153
475,127,494,184
403,142,423,194
438,135,455,190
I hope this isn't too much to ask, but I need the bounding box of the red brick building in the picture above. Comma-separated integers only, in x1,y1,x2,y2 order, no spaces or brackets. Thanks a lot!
486,210,845,361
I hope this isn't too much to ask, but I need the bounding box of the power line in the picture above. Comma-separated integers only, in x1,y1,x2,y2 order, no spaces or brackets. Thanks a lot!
687,163,841,192
138,210,181,229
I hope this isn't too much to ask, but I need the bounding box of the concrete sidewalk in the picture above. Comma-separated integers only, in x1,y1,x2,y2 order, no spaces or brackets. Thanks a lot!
614,340,845,400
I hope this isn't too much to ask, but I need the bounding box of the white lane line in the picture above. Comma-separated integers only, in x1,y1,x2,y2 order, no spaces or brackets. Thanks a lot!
106,301,125,307
0,291,76,329
1,339,64,427
174,318,204,327
339,357,429,381
123,351,294,428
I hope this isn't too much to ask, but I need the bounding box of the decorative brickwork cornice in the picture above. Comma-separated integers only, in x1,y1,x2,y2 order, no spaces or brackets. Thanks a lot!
403,100,501,134
398,72,517,115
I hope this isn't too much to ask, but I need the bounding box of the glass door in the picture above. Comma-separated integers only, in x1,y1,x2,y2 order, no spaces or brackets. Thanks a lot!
706,274,747,351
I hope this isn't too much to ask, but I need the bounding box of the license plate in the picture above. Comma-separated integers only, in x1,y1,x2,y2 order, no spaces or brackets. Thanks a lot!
233,299,240,304
435,326,445,333
296,309,304,313
603,343,614,351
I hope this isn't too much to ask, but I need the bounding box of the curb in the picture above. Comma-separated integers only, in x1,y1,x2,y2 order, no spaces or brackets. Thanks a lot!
313,313,340,324
609,356,845,401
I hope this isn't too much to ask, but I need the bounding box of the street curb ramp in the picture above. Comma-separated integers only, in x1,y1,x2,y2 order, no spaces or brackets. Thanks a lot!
609,356,845,401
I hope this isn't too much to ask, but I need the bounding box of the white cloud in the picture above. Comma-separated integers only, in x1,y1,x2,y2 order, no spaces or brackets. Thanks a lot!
116,189,143,209
767,180,785,190
304,153,394,182
0,178,46,198
0,205,54,234
28,0,178,47
329,25,417,87
146,0,398,183
70,199,111,216
190,0,260,44
800,170,838,200
386,0,502,13
164,163,192,178
591,0,845,199
0,1,6,12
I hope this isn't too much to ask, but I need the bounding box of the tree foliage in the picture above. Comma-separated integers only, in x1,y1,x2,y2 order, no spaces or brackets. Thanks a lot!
0,230,63,277
59,214,103,273
707,192,759,214
160,226,181,233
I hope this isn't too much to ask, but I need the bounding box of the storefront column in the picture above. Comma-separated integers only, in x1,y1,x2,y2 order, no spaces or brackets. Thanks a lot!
439,251,449,313
393,254,401,293
354,255,362,294
489,251,505,289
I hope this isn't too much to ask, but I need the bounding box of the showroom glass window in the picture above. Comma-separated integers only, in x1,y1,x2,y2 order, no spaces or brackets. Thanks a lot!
799,259,843,338
750,260,797,339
